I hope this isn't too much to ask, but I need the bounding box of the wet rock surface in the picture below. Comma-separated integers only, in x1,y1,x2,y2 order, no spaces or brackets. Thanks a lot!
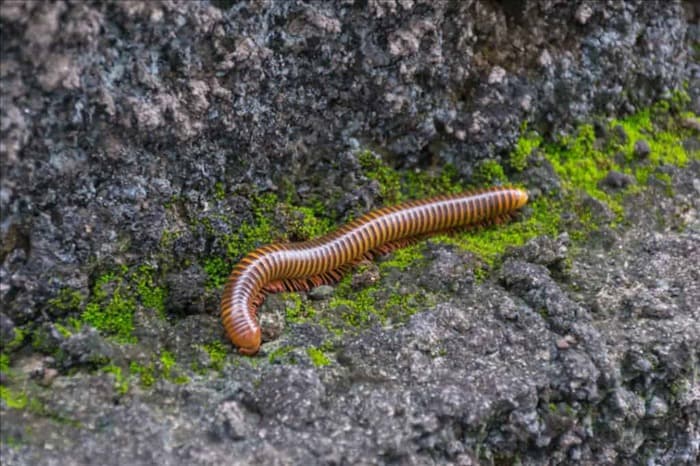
1,1,699,465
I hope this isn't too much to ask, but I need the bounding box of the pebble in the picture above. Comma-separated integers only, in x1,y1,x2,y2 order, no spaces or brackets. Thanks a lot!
601,170,634,189
556,335,578,350
308,285,334,300
633,139,651,158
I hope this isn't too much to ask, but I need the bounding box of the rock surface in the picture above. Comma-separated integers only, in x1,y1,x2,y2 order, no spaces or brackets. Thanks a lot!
1,1,699,465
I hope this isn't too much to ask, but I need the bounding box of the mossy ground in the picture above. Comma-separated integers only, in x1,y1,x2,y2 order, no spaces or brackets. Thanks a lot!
261,94,696,350
2,94,697,410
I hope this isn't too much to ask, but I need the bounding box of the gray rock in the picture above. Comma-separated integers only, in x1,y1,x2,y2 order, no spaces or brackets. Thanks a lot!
0,312,16,346
634,139,652,158
0,1,698,465
58,327,115,369
601,170,635,189
307,285,334,300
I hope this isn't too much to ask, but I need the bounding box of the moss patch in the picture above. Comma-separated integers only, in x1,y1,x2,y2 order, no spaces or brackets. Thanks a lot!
202,341,227,371
203,256,230,290
474,159,508,185
0,353,9,373
4,328,26,352
0,385,28,409
544,123,625,219
127,352,189,387
65,263,170,344
160,350,189,384
82,271,136,343
102,364,129,395
47,289,84,314
440,196,561,266
359,150,402,203
134,265,166,318
281,205,334,241
378,243,425,271
510,124,542,171
268,345,297,364
329,276,379,328
535,99,697,235
325,270,435,331
129,361,155,388
202,192,335,289
307,347,331,367
282,292,316,323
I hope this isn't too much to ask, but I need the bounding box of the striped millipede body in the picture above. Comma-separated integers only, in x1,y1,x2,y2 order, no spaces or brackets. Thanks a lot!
220,186,528,355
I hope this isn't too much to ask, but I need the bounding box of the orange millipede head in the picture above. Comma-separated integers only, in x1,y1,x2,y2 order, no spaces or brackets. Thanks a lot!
512,188,529,209
232,326,261,356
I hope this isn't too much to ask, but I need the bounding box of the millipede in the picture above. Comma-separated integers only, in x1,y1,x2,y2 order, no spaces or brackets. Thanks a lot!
220,186,528,355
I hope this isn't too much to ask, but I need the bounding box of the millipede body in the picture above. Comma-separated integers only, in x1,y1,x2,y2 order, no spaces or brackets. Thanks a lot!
220,186,528,355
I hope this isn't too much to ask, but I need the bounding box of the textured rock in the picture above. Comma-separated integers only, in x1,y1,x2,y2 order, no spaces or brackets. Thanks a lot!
1,1,698,465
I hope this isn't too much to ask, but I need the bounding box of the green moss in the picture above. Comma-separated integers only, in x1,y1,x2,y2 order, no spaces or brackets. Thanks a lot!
134,265,166,318
82,272,136,343
1,385,79,429
2,434,22,449
532,104,697,238
610,108,693,184
29,327,52,354
268,345,295,364
474,159,507,185
214,181,226,200
679,111,699,125
102,364,129,395
202,193,279,289
46,266,164,345
230,219,274,257
359,150,402,203
203,341,227,371
378,243,424,270
0,386,28,409
307,347,330,367
5,327,26,352
543,124,624,219
0,353,9,373
159,351,175,376
283,292,316,323
404,163,464,199
439,197,561,266
158,350,189,384
119,352,189,390
47,289,84,313
327,270,431,328
667,88,691,111
159,229,182,250
129,362,155,388
283,205,333,240
510,125,542,171
330,282,378,327
53,322,74,338
382,291,428,321
362,152,466,203
203,256,230,290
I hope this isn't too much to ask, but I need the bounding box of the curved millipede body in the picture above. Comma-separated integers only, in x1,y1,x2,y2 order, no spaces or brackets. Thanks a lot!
220,186,528,355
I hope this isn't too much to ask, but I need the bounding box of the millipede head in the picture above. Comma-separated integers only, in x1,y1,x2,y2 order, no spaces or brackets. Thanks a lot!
513,188,529,208
234,327,262,356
